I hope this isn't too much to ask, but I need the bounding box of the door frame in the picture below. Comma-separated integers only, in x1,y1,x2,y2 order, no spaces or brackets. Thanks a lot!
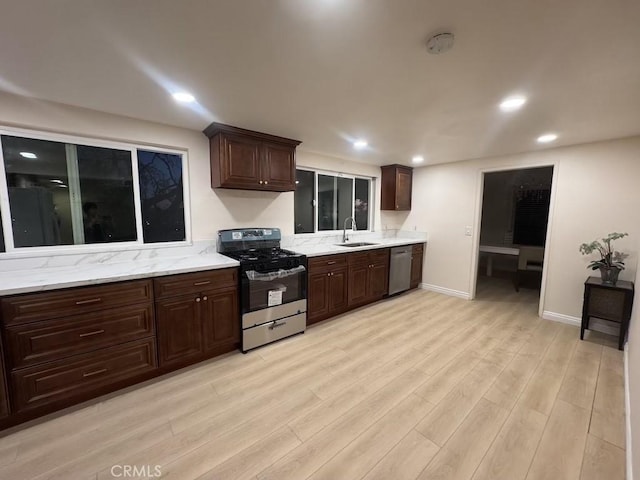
468,162,560,316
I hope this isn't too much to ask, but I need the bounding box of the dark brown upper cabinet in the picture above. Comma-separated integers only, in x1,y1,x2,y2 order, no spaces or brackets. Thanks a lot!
380,164,413,211
204,123,301,192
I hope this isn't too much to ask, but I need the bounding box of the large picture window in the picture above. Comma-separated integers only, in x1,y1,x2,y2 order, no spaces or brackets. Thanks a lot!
294,168,372,234
0,129,189,253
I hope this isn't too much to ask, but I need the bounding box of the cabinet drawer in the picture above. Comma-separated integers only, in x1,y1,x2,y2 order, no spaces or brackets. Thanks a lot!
1,280,153,326
347,251,371,266
11,338,157,413
370,249,390,264
308,255,347,271
5,303,155,370
154,269,237,299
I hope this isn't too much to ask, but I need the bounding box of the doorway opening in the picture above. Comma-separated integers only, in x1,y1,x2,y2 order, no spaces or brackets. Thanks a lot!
473,166,554,311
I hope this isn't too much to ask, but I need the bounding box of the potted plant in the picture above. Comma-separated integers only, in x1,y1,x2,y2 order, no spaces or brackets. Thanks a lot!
579,232,629,285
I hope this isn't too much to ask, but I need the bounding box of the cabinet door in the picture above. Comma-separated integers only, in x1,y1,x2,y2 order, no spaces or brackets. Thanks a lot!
219,133,263,189
410,248,424,289
369,262,389,300
348,264,369,306
0,340,9,418
261,143,296,191
156,295,203,367
308,271,330,323
202,288,239,352
396,168,412,210
328,267,348,314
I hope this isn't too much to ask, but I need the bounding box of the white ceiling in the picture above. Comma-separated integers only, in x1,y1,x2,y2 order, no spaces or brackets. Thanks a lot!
1,0,639,166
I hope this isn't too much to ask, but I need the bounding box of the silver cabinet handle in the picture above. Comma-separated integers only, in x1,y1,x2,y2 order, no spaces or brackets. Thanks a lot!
264,180,268,185
193,280,211,286
195,297,201,303
79,329,105,338
203,296,208,301
83,368,107,378
327,261,336,265
269,320,286,330
259,180,264,185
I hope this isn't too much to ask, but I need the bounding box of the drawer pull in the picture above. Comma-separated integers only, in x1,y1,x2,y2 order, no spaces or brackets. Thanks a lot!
193,280,211,286
75,298,102,306
83,368,108,378
79,329,105,338
269,320,286,330
327,261,337,265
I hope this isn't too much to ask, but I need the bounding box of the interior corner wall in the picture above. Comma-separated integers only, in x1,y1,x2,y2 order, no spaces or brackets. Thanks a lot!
399,136,640,318
0,92,379,241
627,240,640,480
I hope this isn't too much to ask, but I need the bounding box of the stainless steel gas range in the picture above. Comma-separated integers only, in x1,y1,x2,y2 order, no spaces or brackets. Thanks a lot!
217,228,307,353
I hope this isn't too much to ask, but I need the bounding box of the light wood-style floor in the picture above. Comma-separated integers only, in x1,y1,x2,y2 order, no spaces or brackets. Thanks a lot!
0,277,626,480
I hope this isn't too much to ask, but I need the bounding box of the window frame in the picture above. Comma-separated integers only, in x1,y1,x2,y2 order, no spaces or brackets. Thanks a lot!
0,126,192,257
295,167,374,235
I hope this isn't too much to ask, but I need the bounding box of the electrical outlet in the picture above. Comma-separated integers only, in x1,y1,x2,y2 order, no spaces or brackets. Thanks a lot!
464,226,472,236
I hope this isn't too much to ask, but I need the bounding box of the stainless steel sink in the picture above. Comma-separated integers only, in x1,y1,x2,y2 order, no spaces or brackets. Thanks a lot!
335,242,379,247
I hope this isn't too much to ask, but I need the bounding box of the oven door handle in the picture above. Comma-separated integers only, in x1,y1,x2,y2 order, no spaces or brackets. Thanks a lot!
245,265,306,281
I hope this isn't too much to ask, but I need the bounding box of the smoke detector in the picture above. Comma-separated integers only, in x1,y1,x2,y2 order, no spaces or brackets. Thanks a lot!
426,32,455,54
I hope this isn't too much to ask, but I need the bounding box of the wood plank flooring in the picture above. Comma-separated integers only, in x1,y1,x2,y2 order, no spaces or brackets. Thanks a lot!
0,276,626,480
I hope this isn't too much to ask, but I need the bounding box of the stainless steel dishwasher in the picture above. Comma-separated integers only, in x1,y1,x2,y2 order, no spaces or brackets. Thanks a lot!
388,246,412,295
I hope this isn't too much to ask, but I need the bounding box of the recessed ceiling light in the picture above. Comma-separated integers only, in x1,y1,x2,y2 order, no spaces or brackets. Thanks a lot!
499,96,527,112
19,152,37,159
412,155,425,164
353,139,368,150
537,133,558,143
50,179,64,184
172,91,196,103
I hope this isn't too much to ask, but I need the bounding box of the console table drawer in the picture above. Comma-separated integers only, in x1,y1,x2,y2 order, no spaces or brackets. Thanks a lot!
1,280,153,326
5,303,155,370
11,338,157,413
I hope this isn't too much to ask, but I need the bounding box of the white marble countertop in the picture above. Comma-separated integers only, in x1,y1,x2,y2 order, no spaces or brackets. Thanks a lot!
0,253,239,296
0,232,427,296
290,237,426,257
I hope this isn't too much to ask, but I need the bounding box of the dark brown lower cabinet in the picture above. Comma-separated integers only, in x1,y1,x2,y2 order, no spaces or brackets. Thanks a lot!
156,294,203,366
11,338,156,413
0,268,240,431
410,243,425,289
202,287,240,352
348,249,390,308
0,341,9,419
156,287,239,368
307,255,349,324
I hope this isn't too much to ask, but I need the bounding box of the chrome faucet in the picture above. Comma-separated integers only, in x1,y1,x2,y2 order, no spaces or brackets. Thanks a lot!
342,217,357,243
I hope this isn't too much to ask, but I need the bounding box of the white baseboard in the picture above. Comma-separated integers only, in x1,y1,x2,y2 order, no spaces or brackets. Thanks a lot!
420,283,471,300
541,311,620,336
625,345,633,480
542,311,580,326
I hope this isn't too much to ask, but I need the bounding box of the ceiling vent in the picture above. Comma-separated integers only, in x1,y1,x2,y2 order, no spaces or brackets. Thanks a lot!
426,32,455,54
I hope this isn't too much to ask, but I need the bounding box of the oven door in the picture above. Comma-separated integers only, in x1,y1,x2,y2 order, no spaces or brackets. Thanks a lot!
241,265,307,316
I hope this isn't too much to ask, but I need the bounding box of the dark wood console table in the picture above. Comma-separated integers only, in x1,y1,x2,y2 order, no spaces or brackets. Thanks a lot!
581,276,634,350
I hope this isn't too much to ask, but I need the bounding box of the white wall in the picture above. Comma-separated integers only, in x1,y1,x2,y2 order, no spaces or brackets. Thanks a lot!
0,92,380,241
628,239,640,480
399,136,640,318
